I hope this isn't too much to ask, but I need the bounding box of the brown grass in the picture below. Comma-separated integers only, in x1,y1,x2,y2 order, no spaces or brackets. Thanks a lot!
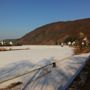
0,47,30,52
74,46,90,55
0,48,8,51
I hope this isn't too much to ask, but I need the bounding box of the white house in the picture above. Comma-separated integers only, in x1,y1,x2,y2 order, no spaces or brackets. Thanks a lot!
0,41,4,45
68,41,72,46
72,41,75,46
9,41,13,45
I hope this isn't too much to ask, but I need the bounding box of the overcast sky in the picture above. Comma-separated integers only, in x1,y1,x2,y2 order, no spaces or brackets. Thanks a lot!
0,0,90,40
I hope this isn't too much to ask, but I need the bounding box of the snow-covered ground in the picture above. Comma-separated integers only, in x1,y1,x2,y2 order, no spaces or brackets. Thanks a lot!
0,45,73,68
0,45,89,90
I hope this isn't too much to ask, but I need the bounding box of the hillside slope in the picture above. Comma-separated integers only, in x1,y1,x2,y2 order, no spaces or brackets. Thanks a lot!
18,18,90,45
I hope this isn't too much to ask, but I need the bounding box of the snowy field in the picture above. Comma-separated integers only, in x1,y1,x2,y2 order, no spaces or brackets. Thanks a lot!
0,45,89,90
0,45,73,68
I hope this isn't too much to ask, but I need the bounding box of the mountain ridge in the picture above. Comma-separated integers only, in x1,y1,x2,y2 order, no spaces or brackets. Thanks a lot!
18,18,90,45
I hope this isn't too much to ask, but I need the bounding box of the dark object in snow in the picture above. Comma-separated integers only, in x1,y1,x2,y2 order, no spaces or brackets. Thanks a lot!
52,62,56,68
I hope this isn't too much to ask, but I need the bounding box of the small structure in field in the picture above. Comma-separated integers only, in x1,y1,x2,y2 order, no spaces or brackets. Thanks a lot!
0,41,4,45
72,41,76,46
61,43,64,47
68,41,72,46
9,41,13,46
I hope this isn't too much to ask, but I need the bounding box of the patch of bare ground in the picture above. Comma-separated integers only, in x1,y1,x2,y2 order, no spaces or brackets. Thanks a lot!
0,82,22,90
68,56,90,90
